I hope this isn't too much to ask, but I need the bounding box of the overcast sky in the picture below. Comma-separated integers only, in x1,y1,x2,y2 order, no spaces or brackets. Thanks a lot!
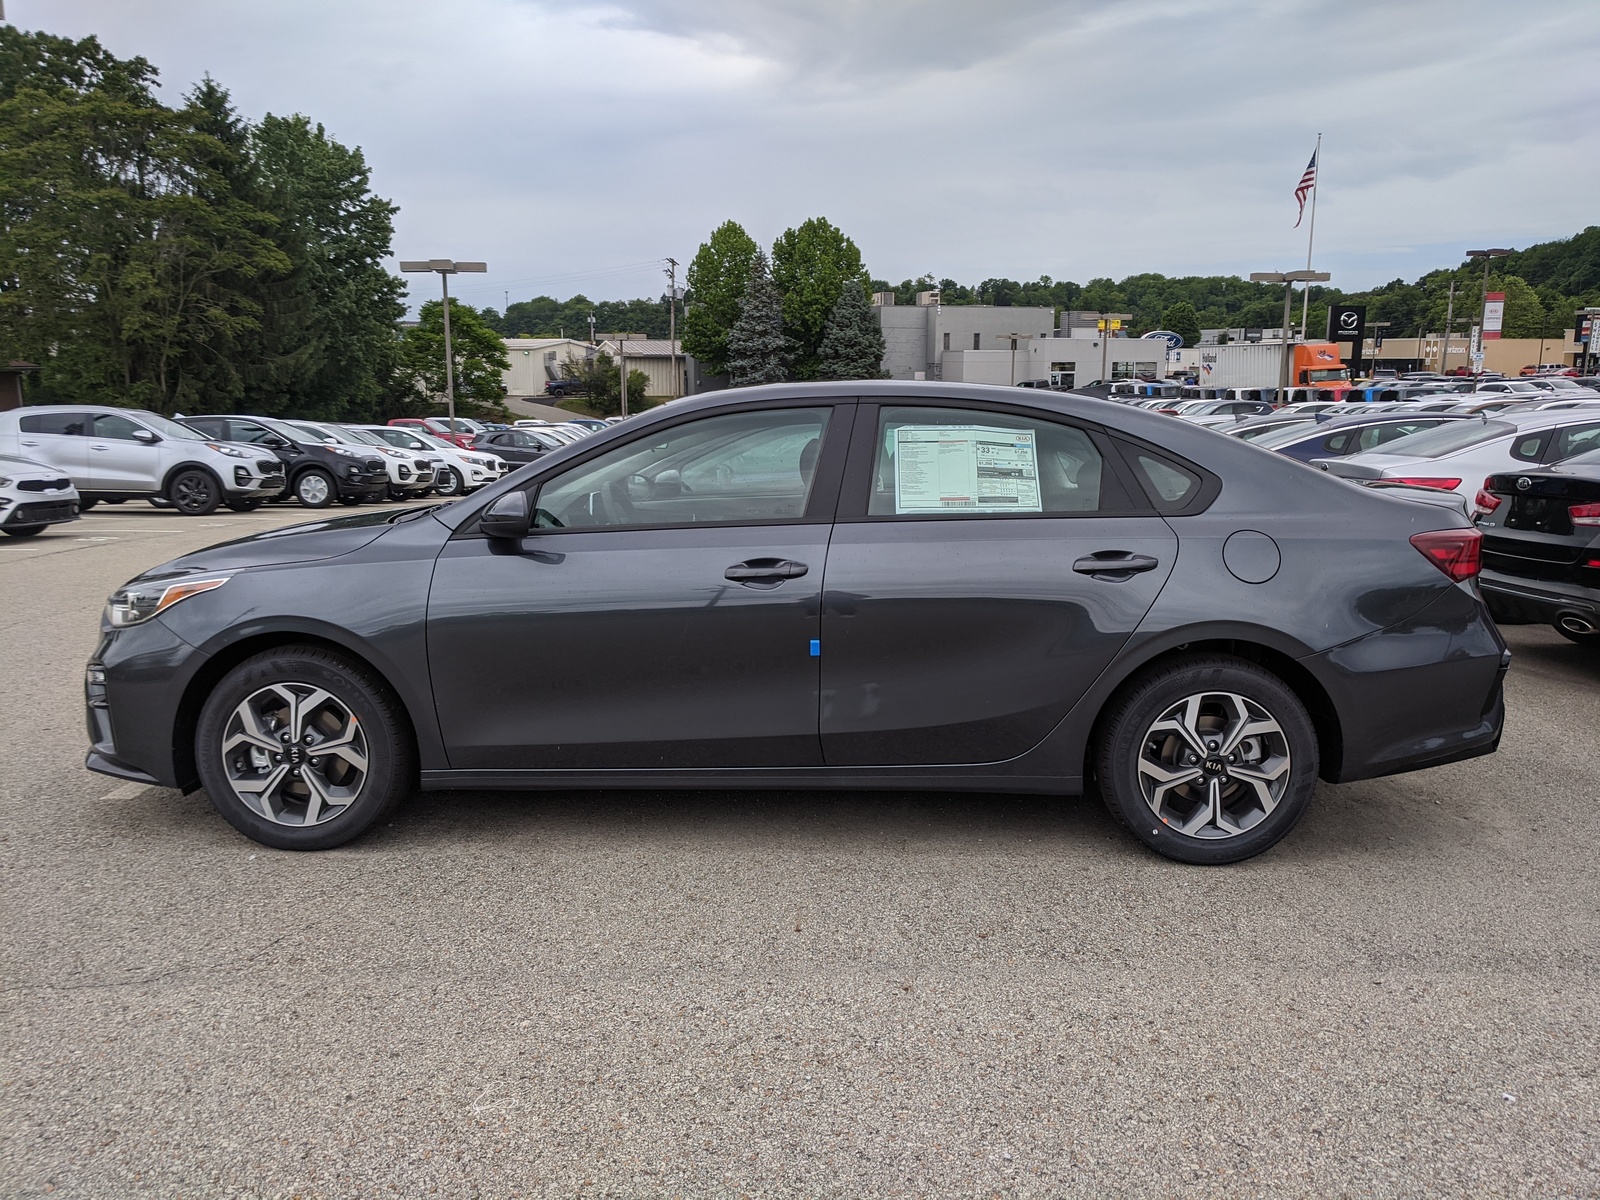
17,0,1600,309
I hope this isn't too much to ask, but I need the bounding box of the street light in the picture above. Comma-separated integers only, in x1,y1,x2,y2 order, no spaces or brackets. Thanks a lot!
1250,270,1331,400
1466,248,1511,378
399,258,488,426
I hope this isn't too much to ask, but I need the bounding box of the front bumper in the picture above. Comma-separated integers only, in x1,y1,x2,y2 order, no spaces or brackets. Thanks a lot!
2,497,80,527
1479,568,1600,626
227,466,287,497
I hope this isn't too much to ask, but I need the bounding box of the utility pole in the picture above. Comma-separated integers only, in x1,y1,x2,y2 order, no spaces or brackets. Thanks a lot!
1439,280,1456,373
665,258,680,399
1250,271,1330,401
618,336,628,418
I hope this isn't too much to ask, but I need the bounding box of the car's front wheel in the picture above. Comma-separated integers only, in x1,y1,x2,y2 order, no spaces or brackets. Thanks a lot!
195,647,415,850
434,467,464,496
292,469,336,508
167,468,221,516
1095,656,1319,865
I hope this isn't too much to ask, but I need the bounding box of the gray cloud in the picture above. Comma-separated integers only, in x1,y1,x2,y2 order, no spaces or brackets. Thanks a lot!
15,0,1600,305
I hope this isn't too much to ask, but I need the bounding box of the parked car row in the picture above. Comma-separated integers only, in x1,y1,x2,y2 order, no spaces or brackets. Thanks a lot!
0,405,545,526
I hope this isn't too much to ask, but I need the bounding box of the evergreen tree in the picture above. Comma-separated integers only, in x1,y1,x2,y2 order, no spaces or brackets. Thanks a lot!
1158,300,1202,347
817,282,888,380
726,251,788,387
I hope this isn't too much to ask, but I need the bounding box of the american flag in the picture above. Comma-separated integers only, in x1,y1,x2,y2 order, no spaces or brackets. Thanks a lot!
1293,148,1318,228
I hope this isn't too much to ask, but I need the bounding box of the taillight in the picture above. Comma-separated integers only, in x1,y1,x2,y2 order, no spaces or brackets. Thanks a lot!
1472,479,1503,518
1410,528,1482,582
1390,476,1463,491
1571,503,1600,527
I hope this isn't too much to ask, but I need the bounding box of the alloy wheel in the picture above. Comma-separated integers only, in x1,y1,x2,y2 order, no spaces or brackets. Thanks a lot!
219,682,370,827
435,468,462,496
297,472,332,506
171,471,219,515
1136,691,1291,839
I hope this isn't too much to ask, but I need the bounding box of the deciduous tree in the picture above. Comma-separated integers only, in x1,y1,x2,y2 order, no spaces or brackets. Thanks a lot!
770,217,868,380
681,220,759,377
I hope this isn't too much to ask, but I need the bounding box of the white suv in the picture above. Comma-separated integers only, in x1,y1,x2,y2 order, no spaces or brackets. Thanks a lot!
0,405,285,515
350,425,505,495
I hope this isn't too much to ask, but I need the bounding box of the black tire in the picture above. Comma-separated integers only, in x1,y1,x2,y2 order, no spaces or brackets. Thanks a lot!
225,498,265,513
1095,655,1319,865
339,494,364,506
166,468,221,516
434,467,464,497
148,497,173,509
194,646,415,850
2,524,46,537
78,499,98,511
292,469,336,509
100,498,124,505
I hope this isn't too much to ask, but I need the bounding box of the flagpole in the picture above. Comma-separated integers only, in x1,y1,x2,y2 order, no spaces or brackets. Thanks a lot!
1300,132,1321,340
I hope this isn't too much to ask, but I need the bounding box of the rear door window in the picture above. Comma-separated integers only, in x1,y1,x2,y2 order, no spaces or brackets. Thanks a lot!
866,406,1118,517
19,411,89,436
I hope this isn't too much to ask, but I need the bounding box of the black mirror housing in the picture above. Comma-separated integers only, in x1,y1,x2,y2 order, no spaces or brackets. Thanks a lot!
480,491,532,539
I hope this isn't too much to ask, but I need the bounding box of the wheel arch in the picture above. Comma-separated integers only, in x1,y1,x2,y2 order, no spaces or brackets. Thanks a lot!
173,629,420,793
1082,633,1345,786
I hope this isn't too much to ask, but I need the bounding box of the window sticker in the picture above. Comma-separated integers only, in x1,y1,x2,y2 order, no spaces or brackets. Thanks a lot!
893,425,1042,514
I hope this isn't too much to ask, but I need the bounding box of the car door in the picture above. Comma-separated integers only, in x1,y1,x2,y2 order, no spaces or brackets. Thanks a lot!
428,401,852,771
86,411,162,492
15,411,93,481
818,401,1179,767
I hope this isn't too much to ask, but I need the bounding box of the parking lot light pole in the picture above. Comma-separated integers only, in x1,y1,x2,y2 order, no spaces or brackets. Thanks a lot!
1250,271,1330,400
399,259,488,426
1466,249,1510,379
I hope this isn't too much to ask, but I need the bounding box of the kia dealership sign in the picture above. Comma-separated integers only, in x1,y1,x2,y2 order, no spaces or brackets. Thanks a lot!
1482,292,1505,340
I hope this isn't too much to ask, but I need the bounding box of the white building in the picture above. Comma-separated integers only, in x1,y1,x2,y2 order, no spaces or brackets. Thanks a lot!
597,339,689,400
875,295,1057,381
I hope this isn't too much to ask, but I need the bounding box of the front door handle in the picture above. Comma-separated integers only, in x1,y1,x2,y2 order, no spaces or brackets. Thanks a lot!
725,558,809,583
1073,551,1160,580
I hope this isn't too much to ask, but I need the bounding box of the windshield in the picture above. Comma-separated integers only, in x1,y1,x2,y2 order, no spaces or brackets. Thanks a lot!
439,418,484,433
338,427,389,447
141,412,209,441
1369,419,1515,458
411,432,460,452
370,428,434,452
288,421,351,445
1307,369,1348,383
1237,420,1311,442
1251,420,1334,449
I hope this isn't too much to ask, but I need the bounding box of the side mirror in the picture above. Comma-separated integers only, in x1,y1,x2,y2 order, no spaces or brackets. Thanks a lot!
132,428,159,444
480,491,532,539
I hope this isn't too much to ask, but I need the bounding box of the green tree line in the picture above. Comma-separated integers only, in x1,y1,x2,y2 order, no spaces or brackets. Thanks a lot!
0,27,507,420
481,225,1600,361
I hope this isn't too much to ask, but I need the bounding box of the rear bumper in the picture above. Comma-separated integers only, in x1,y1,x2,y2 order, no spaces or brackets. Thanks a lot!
1305,584,1509,784
1480,569,1600,625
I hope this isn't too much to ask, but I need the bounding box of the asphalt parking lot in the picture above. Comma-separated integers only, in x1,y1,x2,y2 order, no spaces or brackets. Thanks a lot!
2,502,1598,1198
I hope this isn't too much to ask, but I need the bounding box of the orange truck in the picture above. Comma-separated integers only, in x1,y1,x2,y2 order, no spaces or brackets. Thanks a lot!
1196,341,1351,393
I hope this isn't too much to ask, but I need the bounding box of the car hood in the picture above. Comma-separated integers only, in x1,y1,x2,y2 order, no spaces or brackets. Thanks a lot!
144,508,403,577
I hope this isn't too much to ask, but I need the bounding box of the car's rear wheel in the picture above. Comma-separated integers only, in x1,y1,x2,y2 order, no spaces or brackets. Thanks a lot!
2,523,46,537
167,468,221,516
225,498,265,513
194,646,415,850
434,467,464,496
1095,656,1318,865
293,469,335,508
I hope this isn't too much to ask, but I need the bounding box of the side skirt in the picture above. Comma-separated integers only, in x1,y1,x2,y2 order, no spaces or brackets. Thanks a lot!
419,768,1080,795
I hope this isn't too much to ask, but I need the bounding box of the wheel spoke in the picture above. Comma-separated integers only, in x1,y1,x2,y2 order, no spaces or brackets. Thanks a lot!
300,769,332,825
223,704,281,755
231,763,288,798
312,727,367,773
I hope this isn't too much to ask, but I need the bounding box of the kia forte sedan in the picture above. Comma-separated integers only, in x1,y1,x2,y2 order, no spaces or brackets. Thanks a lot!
84,383,1508,865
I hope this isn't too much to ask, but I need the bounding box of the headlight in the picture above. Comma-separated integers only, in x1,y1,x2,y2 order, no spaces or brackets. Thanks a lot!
206,443,249,459
0,477,11,487
378,448,407,459
106,577,229,628
330,446,365,459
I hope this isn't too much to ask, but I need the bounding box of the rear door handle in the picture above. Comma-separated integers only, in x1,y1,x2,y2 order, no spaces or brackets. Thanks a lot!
725,558,809,583
1073,551,1160,580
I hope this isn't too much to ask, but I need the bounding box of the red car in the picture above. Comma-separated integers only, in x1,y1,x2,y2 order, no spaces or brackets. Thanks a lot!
387,416,486,450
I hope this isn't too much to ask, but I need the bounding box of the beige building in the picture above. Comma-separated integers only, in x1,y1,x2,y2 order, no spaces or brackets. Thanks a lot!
598,339,687,400
1366,332,1582,376
502,338,593,398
